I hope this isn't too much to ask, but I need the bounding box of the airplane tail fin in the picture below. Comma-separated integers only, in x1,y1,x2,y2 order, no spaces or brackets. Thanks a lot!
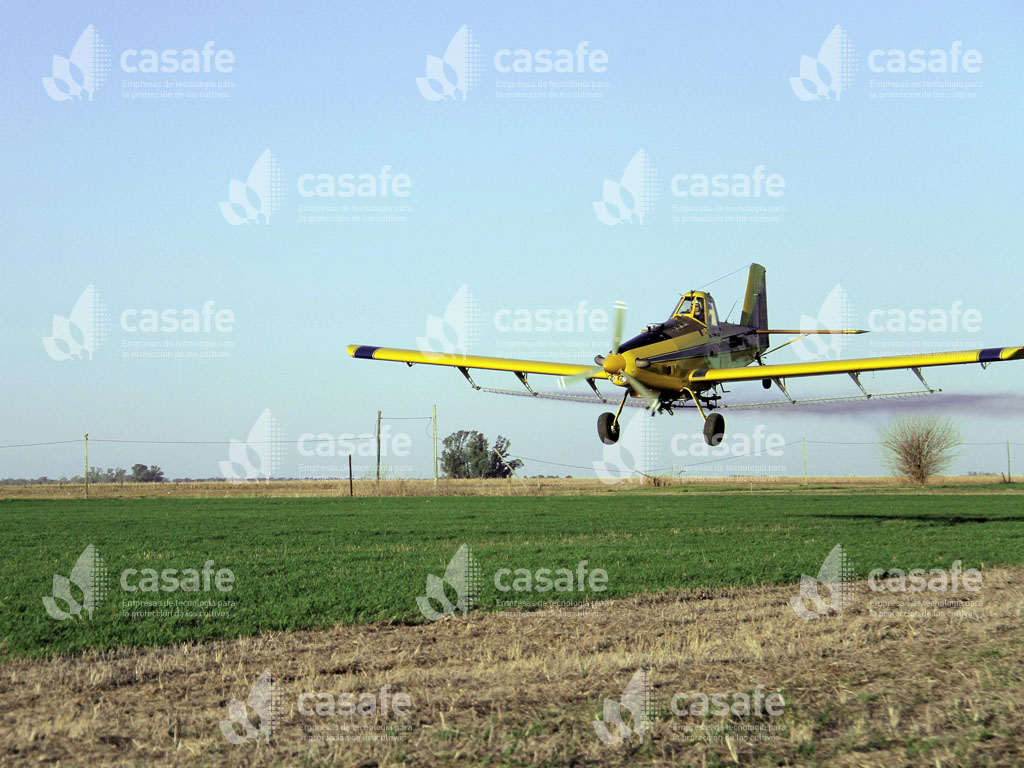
740,263,768,350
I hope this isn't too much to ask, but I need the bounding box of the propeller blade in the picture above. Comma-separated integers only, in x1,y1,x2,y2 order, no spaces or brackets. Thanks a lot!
611,301,627,355
558,367,603,389
623,373,660,412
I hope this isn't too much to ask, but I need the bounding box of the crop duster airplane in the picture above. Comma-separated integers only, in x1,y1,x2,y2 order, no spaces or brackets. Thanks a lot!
348,264,1023,447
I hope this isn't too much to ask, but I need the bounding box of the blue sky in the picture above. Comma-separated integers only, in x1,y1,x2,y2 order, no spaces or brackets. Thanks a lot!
2,1,1021,480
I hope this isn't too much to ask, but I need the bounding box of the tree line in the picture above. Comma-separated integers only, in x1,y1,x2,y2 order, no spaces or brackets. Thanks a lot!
440,431,524,479
0,464,166,485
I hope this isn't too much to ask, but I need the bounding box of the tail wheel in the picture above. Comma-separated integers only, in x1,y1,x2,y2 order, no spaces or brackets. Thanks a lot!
703,412,725,446
597,412,621,445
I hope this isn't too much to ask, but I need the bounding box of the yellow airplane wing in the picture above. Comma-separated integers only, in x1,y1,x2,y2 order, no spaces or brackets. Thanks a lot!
688,345,1024,384
347,345,609,379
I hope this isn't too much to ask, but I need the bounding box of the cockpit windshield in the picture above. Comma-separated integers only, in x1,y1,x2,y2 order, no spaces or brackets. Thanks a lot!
675,297,693,316
672,293,717,328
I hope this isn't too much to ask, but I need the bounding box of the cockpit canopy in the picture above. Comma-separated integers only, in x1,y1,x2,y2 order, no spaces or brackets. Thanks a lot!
672,291,718,328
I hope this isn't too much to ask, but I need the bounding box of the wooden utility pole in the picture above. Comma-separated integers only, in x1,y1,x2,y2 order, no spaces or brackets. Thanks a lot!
376,410,382,490
348,455,354,497
802,437,808,485
1008,438,1013,483
433,404,438,487
83,433,89,500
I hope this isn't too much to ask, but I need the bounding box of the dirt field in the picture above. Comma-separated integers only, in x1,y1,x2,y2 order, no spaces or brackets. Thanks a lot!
2,566,1021,767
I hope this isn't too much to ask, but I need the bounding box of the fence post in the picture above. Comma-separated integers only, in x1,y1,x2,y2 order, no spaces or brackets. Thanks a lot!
83,433,89,500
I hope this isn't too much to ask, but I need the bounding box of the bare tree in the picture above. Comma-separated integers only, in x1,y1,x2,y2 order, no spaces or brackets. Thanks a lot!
880,415,962,484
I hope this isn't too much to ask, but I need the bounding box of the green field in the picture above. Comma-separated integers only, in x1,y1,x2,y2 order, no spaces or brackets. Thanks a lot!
3,493,1024,660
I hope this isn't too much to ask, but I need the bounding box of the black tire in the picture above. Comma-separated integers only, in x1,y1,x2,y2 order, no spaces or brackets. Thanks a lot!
597,412,620,445
703,412,725,446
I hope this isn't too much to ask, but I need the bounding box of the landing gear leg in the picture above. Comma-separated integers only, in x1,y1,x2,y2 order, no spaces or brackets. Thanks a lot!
682,386,726,446
597,390,630,445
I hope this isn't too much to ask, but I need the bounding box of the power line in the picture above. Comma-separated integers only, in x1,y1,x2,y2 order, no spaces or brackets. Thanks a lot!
0,440,81,449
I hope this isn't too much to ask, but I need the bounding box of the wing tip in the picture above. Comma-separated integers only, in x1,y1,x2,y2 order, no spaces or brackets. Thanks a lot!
347,345,380,359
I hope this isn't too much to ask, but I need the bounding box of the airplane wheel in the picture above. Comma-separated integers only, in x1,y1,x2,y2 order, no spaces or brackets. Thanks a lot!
597,412,620,445
703,412,725,446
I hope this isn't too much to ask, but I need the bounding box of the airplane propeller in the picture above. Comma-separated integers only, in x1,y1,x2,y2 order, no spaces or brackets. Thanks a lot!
559,301,660,411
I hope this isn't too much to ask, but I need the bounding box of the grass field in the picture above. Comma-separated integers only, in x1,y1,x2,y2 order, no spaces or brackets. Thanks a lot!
3,491,1024,660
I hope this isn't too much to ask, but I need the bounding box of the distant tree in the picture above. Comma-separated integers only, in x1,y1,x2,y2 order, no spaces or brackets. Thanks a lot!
466,432,490,478
442,430,486,478
443,431,524,479
130,464,166,483
441,431,471,478
488,435,523,478
880,415,962,484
